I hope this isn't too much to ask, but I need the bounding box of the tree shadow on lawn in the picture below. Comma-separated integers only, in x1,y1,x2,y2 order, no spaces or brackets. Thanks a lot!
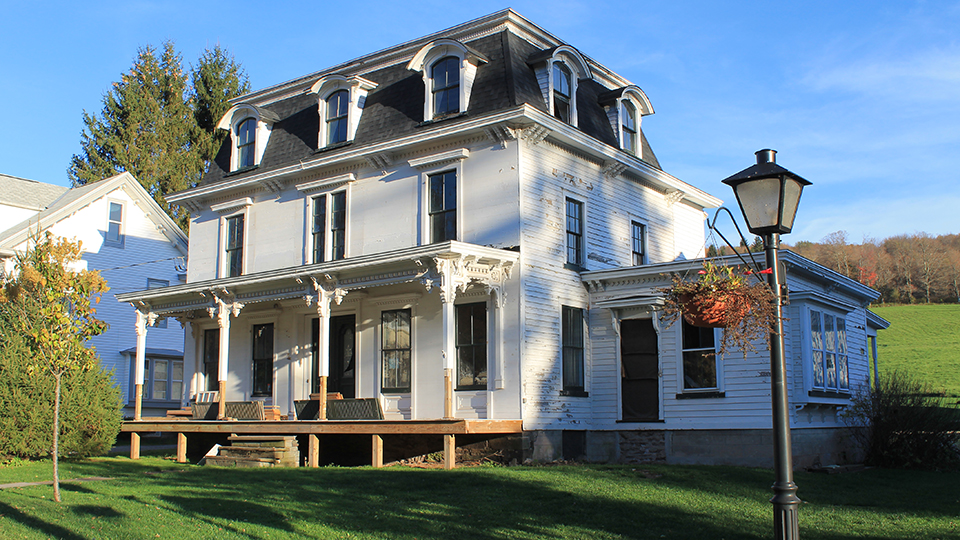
147,466,767,539
0,501,86,540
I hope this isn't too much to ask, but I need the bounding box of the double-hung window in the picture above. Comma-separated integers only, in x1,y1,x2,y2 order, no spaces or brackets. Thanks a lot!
681,321,719,391
431,56,460,118
106,201,124,246
312,191,347,263
811,310,849,392
203,328,219,391
429,170,457,243
252,323,274,396
565,198,584,267
561,305,586,395
381,309,412,393
225,214,244,277
325,90,349,145
456,302,487,390
621,101,638,153
553,63,572,124
631,221,646,266
236,118,256,169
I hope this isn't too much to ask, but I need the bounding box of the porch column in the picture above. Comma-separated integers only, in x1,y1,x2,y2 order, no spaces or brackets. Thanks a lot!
215,299,244,419
316,288,333,421
133,310,148,422
436,257,465,420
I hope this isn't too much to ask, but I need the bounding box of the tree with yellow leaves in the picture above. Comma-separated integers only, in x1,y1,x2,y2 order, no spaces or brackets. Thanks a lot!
0,232,109,502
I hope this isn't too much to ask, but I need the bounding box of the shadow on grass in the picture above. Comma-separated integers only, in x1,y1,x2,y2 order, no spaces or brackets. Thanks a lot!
72,504,124,518
0,501,86,540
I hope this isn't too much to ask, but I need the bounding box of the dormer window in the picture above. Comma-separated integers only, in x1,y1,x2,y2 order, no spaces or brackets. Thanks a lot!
599,85,654,157
553,64,572,123
621,101,637,154
325,90,349,145
408,39,488,123
528,46,591,128
310,75,378,149
216,104,280,172
236,118,256,168
432,56,461,117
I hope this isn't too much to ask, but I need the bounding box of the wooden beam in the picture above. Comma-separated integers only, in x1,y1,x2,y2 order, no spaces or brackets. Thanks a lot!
372,434,383,468
176,433,187,463
444,368,454,419
318,376,328,421
308,434,320,468
443,433,456,470
217,381,226,420
121,418,523,436
134,384,143,421
130,432,140,460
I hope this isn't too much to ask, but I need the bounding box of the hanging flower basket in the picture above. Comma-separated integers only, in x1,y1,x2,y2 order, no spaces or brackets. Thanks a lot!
660,261,778,357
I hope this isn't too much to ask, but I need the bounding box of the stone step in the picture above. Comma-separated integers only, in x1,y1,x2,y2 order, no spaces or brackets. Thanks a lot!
204,456,278,468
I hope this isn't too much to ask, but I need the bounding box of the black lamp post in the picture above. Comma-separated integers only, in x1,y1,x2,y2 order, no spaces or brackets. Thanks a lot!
722,149,810,540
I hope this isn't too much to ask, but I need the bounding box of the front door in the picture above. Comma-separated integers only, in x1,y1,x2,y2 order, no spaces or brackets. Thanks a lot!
312,315,356,398
620,318,659,421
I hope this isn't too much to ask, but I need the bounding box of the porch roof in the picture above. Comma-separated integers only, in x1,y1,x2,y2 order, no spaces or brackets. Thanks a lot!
116,241,518,316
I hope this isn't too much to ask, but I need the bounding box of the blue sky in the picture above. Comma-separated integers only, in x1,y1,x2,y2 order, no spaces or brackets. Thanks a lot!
2,1,958,245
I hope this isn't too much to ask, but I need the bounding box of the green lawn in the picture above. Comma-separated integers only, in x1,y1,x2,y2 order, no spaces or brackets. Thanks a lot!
1,457,957,539
871,304,960,398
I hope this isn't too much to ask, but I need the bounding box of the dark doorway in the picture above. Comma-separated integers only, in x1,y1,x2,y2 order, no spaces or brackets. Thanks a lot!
312,315,356,398
620,318,659,421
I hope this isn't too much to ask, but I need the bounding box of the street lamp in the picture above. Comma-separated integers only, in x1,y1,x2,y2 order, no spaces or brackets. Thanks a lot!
722,149,810,540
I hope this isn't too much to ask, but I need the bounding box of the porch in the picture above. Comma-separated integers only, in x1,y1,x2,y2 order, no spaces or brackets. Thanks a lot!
121,417,523,469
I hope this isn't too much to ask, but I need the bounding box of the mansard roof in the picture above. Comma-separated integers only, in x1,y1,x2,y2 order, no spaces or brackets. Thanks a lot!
199,11,662,187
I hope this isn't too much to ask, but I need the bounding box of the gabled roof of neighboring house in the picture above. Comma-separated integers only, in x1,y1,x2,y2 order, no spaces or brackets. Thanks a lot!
0,172,188,256
0,173,69,212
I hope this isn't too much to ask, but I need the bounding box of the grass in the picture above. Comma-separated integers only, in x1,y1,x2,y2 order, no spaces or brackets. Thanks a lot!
1,456,958,539
870,304,960,398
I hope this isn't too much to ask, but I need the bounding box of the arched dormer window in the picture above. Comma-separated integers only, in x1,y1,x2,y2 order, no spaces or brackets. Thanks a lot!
217,104,280,173
599,85,654,157
528,45,592,128
431,56,461,117
310,75,378,149
408,39,488,123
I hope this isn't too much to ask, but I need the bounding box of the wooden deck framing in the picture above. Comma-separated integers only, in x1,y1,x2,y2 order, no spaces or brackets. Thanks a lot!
121,419,522,470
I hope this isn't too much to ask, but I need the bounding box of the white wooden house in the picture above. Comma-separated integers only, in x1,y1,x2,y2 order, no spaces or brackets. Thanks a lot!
0,172,189,418
116,10,887,466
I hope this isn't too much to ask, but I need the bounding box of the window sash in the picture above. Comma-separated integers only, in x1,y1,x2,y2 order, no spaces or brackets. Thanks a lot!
432,56,460,117
565,199,583,266
143,358,183,402
553,64,572,123
203,328,219,391
561,306,585,391
312,196,327,264
331,191,346,260
236,118,256,168
810,310,849,391
681,322,718,390
325,90,349,144
381,309,412,392
252,323,273,396
631,221,645,265
621,102,637,153
225,215,244,277
429,171,457,243
456,302,487,389
106,202,123,244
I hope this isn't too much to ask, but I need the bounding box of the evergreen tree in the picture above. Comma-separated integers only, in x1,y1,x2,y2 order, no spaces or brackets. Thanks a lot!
69,42,249,232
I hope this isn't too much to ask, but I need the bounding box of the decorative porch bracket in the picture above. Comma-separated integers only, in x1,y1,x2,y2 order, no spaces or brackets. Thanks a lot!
211,290,244,419
309,275,347,420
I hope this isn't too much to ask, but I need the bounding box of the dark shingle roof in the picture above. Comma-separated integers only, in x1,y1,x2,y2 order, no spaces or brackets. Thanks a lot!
201,28,661,186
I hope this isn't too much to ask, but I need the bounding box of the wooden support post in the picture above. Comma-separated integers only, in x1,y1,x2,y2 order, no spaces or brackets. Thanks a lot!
318,376,328,421
176,433,187,463
130,432,141,460
218,380,226,420
444,368,454,419
133,384,143,421
444,433,456,470
372,434,383,468
308,434,320,468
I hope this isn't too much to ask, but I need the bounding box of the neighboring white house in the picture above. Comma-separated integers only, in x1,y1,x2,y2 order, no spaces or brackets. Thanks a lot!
0,172,189,418
115,9,887,466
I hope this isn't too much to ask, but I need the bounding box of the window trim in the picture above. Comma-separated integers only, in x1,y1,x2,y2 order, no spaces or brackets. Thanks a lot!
631,220,646,266
104,199,125,248
309,189,349,263
455,301,488,391
216,104,279,173
222,212,246,278
415,156,465,246
565,197,585,269
407,39,487,123
202,327,219,392
678,320,723,394
552,62,574,125
310,75,377,149
251,322,274,397
561,305,588,397
807,308,851,393
428,169,458,244
380,308,413,394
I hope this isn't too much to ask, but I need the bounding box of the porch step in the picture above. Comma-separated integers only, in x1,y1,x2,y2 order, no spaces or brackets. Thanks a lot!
203,435,300,468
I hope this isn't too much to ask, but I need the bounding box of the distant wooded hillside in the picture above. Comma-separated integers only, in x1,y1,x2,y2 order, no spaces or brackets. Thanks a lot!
708,231,960,304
